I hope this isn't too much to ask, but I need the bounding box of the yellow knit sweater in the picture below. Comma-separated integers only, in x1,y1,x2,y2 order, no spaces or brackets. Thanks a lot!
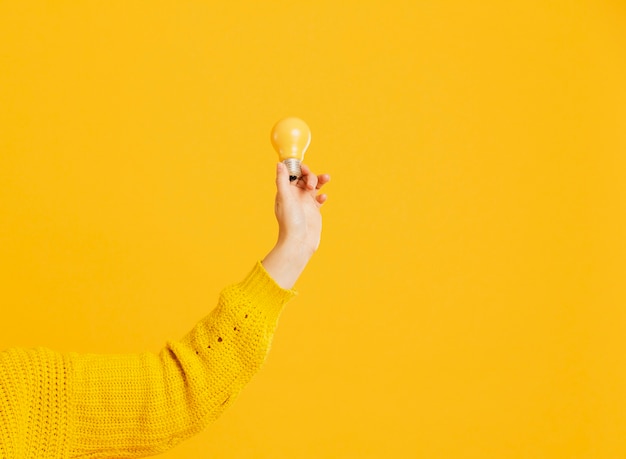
0,262,295,458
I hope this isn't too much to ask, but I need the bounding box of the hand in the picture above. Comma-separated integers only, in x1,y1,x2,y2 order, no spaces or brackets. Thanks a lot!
262,163,331,289
274,162,330,255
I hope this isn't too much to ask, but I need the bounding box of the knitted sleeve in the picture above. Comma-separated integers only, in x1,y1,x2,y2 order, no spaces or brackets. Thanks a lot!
0,261,295,459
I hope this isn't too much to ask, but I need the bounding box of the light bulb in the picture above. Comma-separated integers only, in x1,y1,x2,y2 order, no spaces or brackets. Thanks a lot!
270,117,311,181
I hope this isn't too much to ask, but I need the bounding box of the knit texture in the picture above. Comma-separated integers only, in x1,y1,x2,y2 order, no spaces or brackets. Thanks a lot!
0,262,295,458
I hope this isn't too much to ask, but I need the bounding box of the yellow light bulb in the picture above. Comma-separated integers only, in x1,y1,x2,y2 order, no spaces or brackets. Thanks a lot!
270,117,311,181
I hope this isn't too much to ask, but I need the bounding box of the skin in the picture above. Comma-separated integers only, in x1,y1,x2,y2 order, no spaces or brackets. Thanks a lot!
261,162,331,289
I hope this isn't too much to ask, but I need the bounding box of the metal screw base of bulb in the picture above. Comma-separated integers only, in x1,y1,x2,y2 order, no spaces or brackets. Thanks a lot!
282,158,302,182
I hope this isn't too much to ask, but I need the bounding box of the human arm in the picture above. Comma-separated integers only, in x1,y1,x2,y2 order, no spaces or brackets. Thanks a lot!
68,163,330,456
0,163,330,458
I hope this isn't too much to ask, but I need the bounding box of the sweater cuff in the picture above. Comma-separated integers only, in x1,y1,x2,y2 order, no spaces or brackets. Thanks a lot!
238,261,297,316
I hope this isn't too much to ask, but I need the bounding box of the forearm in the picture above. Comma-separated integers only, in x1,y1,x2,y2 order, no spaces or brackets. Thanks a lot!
261,240,314,290
68,262,294,458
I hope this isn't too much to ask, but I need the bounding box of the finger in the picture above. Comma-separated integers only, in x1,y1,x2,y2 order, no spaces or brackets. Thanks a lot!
316,174,331,190
296,163,316,190
316,193,328,205
298,163,312,186
305,171,318,190
275,162,291,196
300,164,325,190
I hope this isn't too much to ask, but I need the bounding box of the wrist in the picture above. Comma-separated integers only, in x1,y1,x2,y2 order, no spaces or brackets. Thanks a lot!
277,234,316,259
261,240,313,290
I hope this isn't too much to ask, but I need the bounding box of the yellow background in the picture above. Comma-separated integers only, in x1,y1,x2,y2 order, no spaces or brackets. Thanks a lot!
1,1,625,457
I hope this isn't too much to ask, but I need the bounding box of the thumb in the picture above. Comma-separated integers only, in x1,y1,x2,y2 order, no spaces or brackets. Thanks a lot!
275,162,291,197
